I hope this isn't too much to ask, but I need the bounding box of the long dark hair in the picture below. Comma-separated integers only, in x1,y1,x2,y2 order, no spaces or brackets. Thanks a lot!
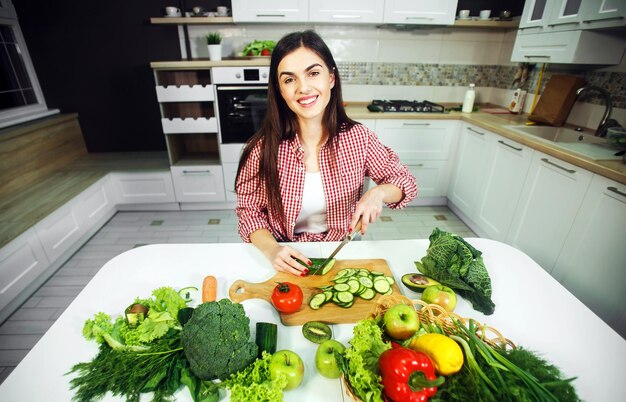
235,30,356,232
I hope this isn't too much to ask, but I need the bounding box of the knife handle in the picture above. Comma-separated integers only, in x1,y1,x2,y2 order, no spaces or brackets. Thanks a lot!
348,219,363,239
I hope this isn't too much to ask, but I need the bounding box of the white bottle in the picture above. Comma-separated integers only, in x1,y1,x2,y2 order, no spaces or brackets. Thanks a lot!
462,83,476,113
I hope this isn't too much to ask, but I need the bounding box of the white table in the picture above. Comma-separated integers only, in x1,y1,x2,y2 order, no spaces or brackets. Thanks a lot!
1,239,624,401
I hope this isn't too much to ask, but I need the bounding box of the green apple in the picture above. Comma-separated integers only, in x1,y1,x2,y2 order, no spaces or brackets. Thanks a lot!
269,349,305,390
315,339,346,378
422,285,457,312
382,303,419,340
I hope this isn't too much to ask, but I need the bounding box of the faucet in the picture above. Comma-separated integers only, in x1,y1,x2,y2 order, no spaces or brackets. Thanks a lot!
575,86,616,137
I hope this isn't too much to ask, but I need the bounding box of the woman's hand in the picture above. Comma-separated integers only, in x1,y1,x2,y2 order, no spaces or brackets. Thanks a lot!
350,184,403,235
250,229,311,276
265,244,311,276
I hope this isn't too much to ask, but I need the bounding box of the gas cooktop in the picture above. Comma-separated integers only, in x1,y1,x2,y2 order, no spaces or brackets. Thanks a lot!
367,99,445,113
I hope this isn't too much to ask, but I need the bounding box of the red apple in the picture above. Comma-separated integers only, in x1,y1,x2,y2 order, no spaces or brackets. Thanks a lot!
382,303,420,340
421,285,457,312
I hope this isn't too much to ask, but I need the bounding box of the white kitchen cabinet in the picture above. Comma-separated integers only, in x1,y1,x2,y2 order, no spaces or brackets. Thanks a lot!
34,202,84,263
74,177,116,232
447,124,491,218
383,0,457,25
511,29,626,64
309,0,384,24
110,171,176,204
171,165,226,203
0,229,49,316
506,151,593,273
475,136,534,241
222,162,238,202
580,0,626,29
232,0,309,23
374,119,457,203
552,175,626,336
375,120,456,162
547,0,585,30
519,0,557,30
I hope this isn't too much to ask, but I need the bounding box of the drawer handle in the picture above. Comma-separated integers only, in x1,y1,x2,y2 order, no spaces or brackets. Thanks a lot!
256,14,286,17
402,123,431,126
607,186,626,198
524,55,551,59
406,17,434,20
498,140,522,151
467,127,485,135
541,158,575,174
331,15,362,19
182,170,212,175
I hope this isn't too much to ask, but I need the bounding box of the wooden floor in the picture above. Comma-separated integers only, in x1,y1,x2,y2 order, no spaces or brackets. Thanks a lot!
0,206,474,384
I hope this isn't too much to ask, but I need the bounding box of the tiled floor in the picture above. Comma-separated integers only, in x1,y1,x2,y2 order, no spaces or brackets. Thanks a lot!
0,206,474,385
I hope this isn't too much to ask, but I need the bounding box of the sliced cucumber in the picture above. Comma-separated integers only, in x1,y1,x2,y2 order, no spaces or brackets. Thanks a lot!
333,283,351,292
385,276,395,285
358,276,374,288
309,293,327,310
373,279,391,294
360,288,376,300
336,291,354,304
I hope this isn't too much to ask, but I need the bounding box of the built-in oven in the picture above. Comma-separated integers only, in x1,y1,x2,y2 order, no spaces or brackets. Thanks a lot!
212,66,269,202
212,66,270,144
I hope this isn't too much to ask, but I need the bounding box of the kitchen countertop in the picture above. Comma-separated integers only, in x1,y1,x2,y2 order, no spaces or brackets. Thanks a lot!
0,239,624,401
345,103,626,185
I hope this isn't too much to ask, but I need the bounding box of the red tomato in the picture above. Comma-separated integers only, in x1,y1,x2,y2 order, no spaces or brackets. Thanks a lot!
261,49,271,56
271,282,303,314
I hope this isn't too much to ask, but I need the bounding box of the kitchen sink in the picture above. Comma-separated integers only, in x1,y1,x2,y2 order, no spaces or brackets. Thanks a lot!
504,124,623,160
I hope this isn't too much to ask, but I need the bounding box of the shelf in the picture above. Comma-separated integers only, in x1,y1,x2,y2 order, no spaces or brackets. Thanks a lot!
151,16,233,24
156,85,215,102
161,117,218,134
453,17,519,29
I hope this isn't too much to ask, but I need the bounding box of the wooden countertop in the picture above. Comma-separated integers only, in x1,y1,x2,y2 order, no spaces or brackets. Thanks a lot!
345,103,626,185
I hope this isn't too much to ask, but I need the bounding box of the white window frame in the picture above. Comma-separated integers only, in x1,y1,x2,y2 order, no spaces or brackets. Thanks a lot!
0,0,58,129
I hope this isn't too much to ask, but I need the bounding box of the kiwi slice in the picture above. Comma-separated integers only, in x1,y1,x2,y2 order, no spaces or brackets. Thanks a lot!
302,321,332,344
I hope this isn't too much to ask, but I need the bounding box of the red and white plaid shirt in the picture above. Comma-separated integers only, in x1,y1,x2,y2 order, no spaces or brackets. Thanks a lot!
236,123,418,242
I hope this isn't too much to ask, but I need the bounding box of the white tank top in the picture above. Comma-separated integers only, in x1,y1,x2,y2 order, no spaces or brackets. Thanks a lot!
294,171,328,234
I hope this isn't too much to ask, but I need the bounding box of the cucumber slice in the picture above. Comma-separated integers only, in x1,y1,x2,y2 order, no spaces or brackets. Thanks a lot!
334,276,350,284
373,279,391,294
336,291,354,304
322,291,333,303
333,283,351,292
338,300,354,308
385,276,395,285
309,293,327,310
370,271,384,276
358,276,374,288
347,279,361,293
360,288,376,300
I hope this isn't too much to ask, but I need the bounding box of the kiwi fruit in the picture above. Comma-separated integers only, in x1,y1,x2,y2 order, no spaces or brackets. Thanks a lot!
302,321,332,344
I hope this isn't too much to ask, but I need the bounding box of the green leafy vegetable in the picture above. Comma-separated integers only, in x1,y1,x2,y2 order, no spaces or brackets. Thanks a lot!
415,228,495,315
182,299,258,381
224,351,288,402
242,40,276,56
342,319,391,402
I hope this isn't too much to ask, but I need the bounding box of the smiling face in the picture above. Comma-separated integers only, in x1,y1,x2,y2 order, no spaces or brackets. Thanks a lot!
277,46,336,125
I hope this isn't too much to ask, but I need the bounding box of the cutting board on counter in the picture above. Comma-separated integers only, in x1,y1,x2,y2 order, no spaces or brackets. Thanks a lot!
228,259,401,326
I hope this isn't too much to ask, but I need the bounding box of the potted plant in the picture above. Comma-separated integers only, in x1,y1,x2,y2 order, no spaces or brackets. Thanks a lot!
206,32,222,61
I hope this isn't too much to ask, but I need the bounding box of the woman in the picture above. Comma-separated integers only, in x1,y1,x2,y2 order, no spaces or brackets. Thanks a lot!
236,30,417,276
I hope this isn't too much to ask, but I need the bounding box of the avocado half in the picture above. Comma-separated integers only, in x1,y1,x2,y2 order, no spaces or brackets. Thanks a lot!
401,273,441,292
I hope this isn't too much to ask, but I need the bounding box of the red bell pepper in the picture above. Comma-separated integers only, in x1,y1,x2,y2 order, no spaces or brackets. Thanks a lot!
379,346,444,402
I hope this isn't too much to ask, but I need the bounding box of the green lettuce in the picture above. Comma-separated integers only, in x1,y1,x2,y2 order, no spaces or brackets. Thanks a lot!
415,228,495,315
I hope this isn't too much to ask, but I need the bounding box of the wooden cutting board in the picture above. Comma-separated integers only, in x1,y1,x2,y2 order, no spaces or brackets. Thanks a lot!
228,259,401,325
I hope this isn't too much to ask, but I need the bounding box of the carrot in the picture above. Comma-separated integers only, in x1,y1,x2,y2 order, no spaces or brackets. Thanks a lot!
202,275,217,302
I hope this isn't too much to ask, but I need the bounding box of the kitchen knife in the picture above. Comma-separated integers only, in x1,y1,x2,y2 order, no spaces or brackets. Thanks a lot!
310,220,362,275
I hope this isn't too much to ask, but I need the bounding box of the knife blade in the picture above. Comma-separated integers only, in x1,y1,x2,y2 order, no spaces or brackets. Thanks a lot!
309,220,362,275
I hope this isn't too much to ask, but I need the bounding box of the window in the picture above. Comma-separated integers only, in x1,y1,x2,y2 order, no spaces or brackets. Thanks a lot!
0,0,57,129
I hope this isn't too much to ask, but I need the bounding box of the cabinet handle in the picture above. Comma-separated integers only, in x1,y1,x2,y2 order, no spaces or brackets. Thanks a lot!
331,14,362,19
498,140,522,151
182,170,212,175
524,55,551,59
467,127,485,135
256,14,286,17
402,122,431,126
541,158,575,174
405,17,434,20
607,186,626,198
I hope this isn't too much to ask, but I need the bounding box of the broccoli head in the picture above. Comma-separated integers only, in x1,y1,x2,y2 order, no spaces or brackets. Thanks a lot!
181,299,258,380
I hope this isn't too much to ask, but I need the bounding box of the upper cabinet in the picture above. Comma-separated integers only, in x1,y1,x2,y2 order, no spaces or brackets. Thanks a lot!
232,0,309,23
233,0,458,25
512,0,626,64
382,0,457,25
309,0,384,24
